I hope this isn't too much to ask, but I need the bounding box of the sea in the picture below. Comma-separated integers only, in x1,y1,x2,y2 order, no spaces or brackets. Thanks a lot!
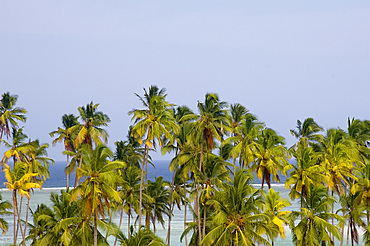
0,161,363,246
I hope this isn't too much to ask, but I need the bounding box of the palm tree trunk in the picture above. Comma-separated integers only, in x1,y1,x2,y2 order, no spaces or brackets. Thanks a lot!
14,193,26,246
12,190,17,246
347,222,350,246
233,158,236,175
331,189,335,246
128,210,131,238
138,144,148,229
105,209,113,239
202,199,206,239
16,195,23,241
197,139,204,245
23,196,30,241
184,184,188,246
114,208,124,246
66,155,69,189
145,210,150,229
94,210,98,246
196,184,201,245
167,170,176,246
182,176,188,246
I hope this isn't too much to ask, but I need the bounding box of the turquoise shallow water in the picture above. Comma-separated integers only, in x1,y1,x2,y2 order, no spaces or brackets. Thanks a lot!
0,161,365,245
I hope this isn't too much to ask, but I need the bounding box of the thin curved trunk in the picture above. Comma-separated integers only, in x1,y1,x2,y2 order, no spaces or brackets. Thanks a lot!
23,196,30,241
184,179,188,246
331,189,335,246
138,144,148,229
167,170,176,246
202,198,206,239
13,190,17,246
128,210,131,239
114,208,124,246
105,209,113,239
197,138,204,244
16,195,23,241
14,193,26,246
347,222,350,246
94,209,98,246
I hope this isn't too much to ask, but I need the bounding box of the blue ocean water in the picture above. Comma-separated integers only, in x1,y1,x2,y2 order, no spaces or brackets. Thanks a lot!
0,160,174,188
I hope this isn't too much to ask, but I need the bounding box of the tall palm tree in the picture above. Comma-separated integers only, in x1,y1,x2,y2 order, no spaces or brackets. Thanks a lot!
254,128,289,190
3,162,41,246
114,165,141,246
202,169,272,246
320,129,358,197
227,103,248,173
129,85,178,229
200,153,230,239
0,92,27,140
285,147,326,205
226,113,264,170
71,144,125,246
164,105,196,246
50,114,78,188
191,93,229,244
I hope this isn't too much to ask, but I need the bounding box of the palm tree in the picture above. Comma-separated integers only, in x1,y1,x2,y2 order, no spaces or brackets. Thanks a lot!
143,176,170,233
0,192,12,235
164,105,196,246
351,162,370,229
254,128,289,190
27,189,80,246
264,188,291,245
27,139,54,183
289,185,343,246
3,162,41,246
202,169,272,246
191,93,229,243
129,85,178,229
285,147,326,206
226,113,264,170
71,144,125,246
337,191,365,246
114,165,141,246
50,114,78,188
117,227,165,246
71,101,110,147
1,127,30,168
200,153,230,240
320,129,358,199
290,118,324,150
0,92,27,140
227,103,248,173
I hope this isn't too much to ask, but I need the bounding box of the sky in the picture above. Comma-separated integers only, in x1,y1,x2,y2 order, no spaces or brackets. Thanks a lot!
1,1,370,161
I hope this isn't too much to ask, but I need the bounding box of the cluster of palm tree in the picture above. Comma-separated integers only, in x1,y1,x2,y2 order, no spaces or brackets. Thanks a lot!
0,92,53,246
1,87,370,246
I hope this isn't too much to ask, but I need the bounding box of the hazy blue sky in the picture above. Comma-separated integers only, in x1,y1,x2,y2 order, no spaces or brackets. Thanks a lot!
1,1,370,161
